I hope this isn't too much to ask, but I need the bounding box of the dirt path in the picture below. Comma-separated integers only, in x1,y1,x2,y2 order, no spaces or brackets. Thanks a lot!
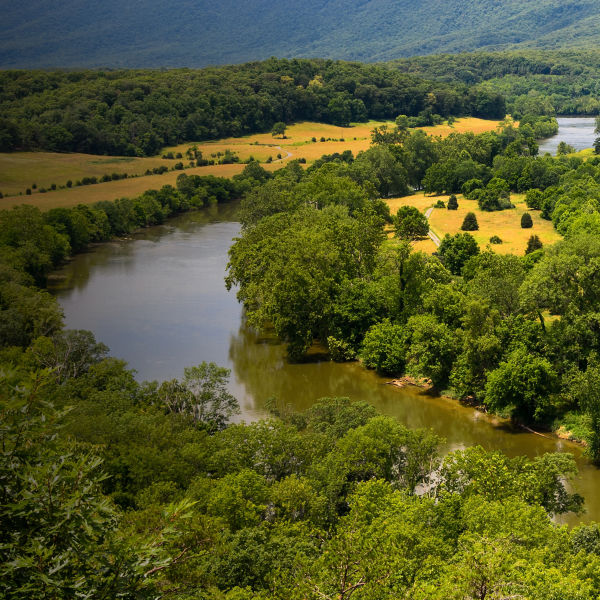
425,207,441,247
274,146,293,162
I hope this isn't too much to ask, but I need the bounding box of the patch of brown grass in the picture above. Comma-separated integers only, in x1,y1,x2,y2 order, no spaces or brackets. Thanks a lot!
427,193,561,255
385,191,562,255
0,152,173,196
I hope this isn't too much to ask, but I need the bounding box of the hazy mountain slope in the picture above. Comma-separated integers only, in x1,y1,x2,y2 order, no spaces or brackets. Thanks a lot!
1,0,599,68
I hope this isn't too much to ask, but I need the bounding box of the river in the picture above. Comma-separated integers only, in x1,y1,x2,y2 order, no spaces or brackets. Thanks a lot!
538,116,597,155
48,201,600,525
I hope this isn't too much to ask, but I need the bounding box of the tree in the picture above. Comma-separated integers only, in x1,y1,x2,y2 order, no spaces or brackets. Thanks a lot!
521,212,533,228
461,212,479,231
360,319,406,375
485,346,558,422
525,234,543,254
406,314,458,388
447,194,459,210
271,122,287,138
594,137,600,155
525,188,543,210
394,205,429,240
159,362,239,432
557,141,575,155
438,233,480,275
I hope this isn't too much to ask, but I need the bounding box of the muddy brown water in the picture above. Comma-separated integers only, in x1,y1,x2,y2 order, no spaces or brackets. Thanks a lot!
48,201,600,525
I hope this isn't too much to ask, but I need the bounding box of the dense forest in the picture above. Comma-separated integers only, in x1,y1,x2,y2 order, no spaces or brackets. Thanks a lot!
0,60,505,155
391,50,600,116
226,115,600,458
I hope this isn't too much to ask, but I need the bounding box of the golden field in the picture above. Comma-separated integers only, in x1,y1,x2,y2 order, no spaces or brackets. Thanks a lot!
387,192,562,255
0,118,504,210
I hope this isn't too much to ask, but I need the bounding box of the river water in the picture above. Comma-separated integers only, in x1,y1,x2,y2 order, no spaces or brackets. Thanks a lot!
538,116,597,155
48,201,600,525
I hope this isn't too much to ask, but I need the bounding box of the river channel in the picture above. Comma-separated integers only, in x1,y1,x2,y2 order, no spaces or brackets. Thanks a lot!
48,201,600,525
538,116,597,155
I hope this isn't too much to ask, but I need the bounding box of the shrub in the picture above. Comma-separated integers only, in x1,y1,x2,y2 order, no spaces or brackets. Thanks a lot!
526,235,543,254
521,213,533,228
490,235,502,244
434,199,445,208
447,194,458,210
461,212,479,231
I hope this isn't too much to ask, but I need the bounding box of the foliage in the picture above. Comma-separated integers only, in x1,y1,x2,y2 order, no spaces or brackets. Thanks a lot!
521,212,533,228
461,211,479,231
0,60,499,155
438,233,480,275
360,319,406,375
394,205,429,240
526,234,543,254
159,362,240,432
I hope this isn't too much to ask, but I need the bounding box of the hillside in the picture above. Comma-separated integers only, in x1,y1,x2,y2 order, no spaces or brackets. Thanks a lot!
1,0,600,68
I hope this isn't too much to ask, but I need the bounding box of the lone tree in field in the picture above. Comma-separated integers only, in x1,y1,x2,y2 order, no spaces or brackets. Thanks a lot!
521,213,533,228
447,194,458,210
271,122,287,138
526,235,543,255
461,212,479,231
395,205,429,240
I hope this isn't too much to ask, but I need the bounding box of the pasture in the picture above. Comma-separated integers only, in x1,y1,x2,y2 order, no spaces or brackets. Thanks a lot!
387,191,562,255
0,118,505,210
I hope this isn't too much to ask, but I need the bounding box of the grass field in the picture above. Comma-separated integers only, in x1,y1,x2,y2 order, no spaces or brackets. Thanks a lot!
387,191,562,255
0,152,174,197
0,118,505,210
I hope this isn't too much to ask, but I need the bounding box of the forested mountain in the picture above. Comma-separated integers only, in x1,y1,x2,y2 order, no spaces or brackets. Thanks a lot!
391,50,600,115
1,0,600,68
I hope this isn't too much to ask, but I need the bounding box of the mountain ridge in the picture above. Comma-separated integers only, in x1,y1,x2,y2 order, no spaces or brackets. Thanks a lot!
1,0,599,68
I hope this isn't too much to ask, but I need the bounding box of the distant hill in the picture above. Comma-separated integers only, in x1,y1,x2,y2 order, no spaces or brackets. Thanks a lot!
1,0,600,68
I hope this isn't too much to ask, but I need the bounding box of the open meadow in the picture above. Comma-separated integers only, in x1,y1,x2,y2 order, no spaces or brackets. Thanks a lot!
386,191,562,255
0,118,503,210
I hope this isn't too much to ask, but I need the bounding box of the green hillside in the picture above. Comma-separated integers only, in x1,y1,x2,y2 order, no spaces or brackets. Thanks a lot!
1,0,599,68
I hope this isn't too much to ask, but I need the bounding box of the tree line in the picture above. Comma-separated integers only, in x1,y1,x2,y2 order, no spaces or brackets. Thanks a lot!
0,58,505,155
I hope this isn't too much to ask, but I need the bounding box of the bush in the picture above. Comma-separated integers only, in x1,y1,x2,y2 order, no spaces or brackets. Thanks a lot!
489,235,502,244
521,213,533,228
434,199,445,208
526,235,543,254
525,189,543,210
461,212,479,231
447,194,458,210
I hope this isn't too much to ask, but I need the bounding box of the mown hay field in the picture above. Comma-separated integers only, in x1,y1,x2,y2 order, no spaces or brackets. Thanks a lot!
387,192,562,255
0,118,504,210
